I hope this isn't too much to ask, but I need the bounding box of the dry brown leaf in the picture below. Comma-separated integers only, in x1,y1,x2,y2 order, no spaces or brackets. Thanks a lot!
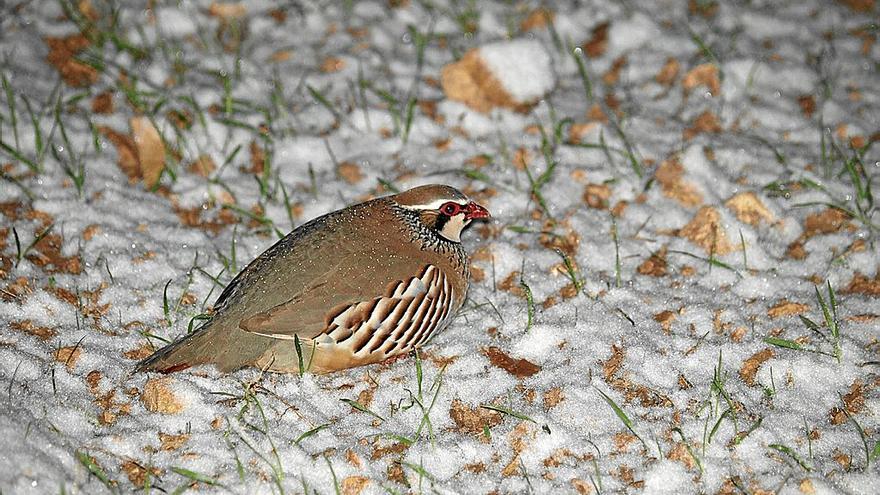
798,95,816,118
653,310,676,334
767,300,810,318
82,224,101,241
844,272,880,297
830,380,866,425
656,57,680,86
678,206,736,254
248,140,265,174
682,63,721,96
121,460,161,487
655,157,703,207
321,57,346,73
804,208,851,238
141,377,184,414
637,246,668,277
725,192,773,225
44,35,98,87
602,56,627,86
341,476,369,495
54,346,81,371
583,22,610,58
583,183,611,209
209,2,247,19
543,387,564,409
92,91,114,114
26,233,82,274
520,8,554,31
740,348,774,386
683,110,722,140
338,161,364,184
449,399,502,435
441,48,535,113
130,117,165,188
483,346,541,378
667,442,697,470
158,432,190,451
187,155,217,177
571,478,593,495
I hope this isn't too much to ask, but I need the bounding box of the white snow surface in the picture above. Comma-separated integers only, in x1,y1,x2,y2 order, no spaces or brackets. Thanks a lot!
0,1,879,494
477,39,555,103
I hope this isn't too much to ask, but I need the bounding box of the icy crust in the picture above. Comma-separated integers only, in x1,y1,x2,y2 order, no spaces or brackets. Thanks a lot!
0,0,879,494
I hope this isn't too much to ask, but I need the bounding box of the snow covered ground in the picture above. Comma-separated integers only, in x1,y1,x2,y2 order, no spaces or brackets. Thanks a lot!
1,1,878,493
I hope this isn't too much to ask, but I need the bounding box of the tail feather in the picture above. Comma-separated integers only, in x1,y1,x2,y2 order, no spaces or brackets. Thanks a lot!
135,321,275,374
135,327,214,373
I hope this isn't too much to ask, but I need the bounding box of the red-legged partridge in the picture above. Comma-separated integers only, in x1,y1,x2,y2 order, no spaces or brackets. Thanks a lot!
137,184,490,374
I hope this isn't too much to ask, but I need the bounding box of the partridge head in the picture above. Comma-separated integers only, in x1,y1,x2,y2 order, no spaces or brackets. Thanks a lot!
137,184,490,374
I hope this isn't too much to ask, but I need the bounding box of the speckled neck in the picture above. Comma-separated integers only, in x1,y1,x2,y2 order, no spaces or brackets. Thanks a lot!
391,203,469,277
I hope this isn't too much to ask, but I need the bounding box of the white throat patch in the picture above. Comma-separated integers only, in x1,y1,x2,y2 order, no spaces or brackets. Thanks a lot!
438,214,468,242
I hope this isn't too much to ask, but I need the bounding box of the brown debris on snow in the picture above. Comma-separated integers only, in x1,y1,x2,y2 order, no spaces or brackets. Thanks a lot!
582,22,610,58
158,431,190,451
682,63,721,96
655,157,703,207
520,8,554,31
341,476,370,495
725,192,774,225
187,155,217,177
338,161,364,184
11,320,57,341
600,345,672,407
739,348,774,386
441,42,552,113
121,460,162,488
803,208,851,238
843,272,880,297
449,399,503,436
655,57,680,86
667,442,698,470
683,110,722,140
583,183,612,210
100,118,167,189
678,206,736,254
54,345,82,371
767,300,810,318
653,310,676,334
27,233,82,274
483,346,541,378
141,377,184,414
44,35,98,87
543,387,564,409
638,246,668,277
442,50,519,113
829,380,866,425
797,95,816,118
837,0,876,13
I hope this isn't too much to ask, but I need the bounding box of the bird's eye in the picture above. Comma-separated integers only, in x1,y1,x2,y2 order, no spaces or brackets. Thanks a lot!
441,203,459,215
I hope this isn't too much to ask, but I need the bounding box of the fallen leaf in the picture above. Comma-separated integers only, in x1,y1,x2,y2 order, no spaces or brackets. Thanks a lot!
483,346,541,378
725,192,773,225
583,22,609,58
682,63,720,96
54,345,82,371
767,300,809,318
449,399,503,435
678,206,736,254
740,348,773,386
141,377,184,414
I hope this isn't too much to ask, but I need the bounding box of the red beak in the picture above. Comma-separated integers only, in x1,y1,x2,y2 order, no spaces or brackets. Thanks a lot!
464,201,491,220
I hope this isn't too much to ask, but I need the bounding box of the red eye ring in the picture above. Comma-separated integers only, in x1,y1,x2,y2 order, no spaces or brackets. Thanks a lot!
441,202,460,215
